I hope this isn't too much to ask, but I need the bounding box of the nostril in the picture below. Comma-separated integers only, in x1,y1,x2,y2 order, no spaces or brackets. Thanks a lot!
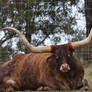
65,64,70,70
60,64,70,72
67,65,70,70
62,64,68,68
62,64,65,68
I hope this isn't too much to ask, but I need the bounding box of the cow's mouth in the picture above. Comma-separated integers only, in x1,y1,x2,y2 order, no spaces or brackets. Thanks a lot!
60,64,70,72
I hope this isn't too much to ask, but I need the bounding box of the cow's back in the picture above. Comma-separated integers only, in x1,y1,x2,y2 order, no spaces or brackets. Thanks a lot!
6,53,52,90
3,53,84,90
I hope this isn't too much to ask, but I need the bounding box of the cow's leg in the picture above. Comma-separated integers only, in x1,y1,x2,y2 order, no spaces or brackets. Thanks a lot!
77,79,89,91
82,79,89,91
0,87,14,92
0,88,6,92
37,86,58,91
4,78,16,92
43,86,58,91
37,86,44,91
38,79,71,91
37,83,67,91
37,83,71,91
6,87,15,92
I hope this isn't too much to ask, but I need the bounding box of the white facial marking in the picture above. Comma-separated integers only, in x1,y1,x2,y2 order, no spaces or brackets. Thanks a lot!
60,64,70,72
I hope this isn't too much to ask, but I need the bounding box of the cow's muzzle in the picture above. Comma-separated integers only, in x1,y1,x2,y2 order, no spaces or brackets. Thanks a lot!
60,64,70,72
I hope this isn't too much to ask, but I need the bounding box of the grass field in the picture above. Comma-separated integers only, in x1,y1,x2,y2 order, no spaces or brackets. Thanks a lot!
84,64,92,89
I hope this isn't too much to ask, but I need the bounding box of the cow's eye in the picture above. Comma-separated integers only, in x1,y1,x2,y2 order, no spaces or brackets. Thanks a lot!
68,54,71,57
56,56,59,59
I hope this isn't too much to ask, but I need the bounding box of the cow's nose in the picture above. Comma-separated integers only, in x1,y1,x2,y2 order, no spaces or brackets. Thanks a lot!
60,64,70,72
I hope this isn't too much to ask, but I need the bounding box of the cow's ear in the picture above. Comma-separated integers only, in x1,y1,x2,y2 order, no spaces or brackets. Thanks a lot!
46,56,53,63
69,44,74,53
46,55,56,63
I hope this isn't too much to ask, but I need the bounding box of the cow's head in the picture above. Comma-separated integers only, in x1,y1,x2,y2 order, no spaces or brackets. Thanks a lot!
2,27,92,72
46,44,74,72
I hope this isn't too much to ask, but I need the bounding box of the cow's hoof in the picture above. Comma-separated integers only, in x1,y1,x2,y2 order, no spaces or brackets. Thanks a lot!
6,87,14,92
37,86,44,91
84,86,89,91
83,79,89,91
0,88,6,92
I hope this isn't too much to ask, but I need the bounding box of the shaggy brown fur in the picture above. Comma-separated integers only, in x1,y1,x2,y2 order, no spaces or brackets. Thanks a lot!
0,44,87,91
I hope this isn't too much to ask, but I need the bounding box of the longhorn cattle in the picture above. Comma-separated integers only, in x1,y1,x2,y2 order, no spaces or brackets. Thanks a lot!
0,27,91,91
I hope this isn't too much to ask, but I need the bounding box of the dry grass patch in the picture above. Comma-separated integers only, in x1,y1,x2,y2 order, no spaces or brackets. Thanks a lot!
84,64,92,88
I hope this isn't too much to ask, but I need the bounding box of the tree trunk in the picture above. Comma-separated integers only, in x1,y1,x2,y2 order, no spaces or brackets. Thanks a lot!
85,0,92,36
85,0,92,63
25,18,32,53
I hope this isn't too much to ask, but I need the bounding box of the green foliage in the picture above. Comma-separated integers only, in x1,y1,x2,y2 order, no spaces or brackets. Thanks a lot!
0,0,84,61
0,44,14,62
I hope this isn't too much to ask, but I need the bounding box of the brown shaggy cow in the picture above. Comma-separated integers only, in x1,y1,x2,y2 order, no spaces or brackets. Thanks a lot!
0,27,91,91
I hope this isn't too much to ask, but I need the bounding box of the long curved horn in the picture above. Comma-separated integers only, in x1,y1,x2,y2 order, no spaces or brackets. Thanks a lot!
2,27,51,53
70,28,92,49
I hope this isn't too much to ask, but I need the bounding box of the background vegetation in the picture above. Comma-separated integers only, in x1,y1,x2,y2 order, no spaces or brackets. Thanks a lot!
0,0,86,62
